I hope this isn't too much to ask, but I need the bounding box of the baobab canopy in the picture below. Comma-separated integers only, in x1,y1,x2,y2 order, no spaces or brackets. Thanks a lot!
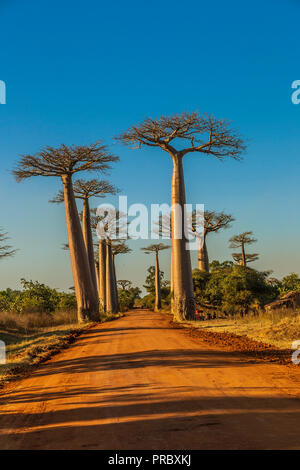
13,142,119,180
116,111,246,160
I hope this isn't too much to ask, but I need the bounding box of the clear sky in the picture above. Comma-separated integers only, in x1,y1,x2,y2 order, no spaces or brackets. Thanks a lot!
0,0,300,292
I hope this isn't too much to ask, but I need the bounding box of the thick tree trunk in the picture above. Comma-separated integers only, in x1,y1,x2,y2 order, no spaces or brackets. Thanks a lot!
98,239,106,312
106,240,118,314
155,251,162,311
82,198,98,292
61,174,99,322
198,236,209,272
112,254,119,312
171,155,195,321
170,173,174,309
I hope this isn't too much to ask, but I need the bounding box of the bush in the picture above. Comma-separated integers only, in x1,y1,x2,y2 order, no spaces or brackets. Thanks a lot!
193,263,278,316
0,279,77,315
118,287,141,312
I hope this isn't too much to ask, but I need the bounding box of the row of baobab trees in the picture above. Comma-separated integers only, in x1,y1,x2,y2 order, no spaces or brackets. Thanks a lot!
11,111,249,322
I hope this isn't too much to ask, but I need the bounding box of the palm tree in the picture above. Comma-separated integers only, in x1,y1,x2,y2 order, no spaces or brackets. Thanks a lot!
229,231,259,266
141,243,170,311
50,178,117,293
13,142,119,322
192,210,234,272
117,112,245,320
0,229,17,259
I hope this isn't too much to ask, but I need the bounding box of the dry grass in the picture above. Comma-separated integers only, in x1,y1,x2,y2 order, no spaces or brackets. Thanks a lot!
0,310,124,388
183,308,300,350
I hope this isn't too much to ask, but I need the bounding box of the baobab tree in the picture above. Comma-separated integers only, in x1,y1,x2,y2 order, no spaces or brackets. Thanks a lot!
117,112,246,320
117,280,132,290
0,229,17,259
141,243,170,311
112,241,132,311
192,210,234,272
51,178,117,293
229,231,259,266
13,142,118,322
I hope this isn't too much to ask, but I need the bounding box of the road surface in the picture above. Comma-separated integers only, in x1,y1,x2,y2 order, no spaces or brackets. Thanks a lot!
1,310,300,449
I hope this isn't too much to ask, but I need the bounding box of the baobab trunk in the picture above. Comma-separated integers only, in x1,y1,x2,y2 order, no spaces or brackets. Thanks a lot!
155,251,161,311
82,197,98,292
95,260,100,292
106,240,118,314
241,244,246,266
198,236,209,272
61,174,99,322
171,155,195,321
98,239,107,312
112,254,119,312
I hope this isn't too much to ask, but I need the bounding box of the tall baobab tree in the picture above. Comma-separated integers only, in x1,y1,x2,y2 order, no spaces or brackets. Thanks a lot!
141,243,170,311
13,142,119,322
117,112,246,320
0,229,17,259
51,178,117,293
192,210,234,272
229,231,259,266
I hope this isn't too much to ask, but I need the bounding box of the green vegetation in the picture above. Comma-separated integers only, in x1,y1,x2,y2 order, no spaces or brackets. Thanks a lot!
0,279,76,314
118,286,141,312
140,266,170,309
193,262,279,316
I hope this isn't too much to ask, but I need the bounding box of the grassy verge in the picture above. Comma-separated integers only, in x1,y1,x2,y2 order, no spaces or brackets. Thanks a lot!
181,308,300,350
0,310,124,388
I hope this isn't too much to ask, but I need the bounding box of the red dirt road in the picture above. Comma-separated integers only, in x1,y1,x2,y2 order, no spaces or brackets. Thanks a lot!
1,310,300,449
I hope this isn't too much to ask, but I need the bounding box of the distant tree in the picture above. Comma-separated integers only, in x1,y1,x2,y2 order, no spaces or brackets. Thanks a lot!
13,142,118,322
111,242,132,312
118,285,141,312
117,280,132,290
229,231,259,266
143,266,165,295
0,229,17,259
192,210,234,272
117,111,246,321
141,243,170,311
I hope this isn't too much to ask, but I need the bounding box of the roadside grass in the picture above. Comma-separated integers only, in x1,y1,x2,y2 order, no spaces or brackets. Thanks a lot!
183,308,300,350
0,310,124,387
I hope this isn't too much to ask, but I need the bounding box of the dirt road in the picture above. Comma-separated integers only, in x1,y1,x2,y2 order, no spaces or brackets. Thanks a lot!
1,310,300,449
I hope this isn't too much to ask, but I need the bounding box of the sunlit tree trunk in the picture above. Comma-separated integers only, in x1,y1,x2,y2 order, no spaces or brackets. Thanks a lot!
198,235,209,272
61,174,99,322
112,253,119,312
155,251,161,311
98,239,106,312
82,197,98,292
171,155,195,321
95,259,100,292
106,240,118,313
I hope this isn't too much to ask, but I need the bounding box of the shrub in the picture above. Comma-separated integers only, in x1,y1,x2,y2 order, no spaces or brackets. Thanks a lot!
193,263,277,316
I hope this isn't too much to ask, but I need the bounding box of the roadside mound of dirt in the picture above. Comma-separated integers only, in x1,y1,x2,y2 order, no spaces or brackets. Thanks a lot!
172,320,294,366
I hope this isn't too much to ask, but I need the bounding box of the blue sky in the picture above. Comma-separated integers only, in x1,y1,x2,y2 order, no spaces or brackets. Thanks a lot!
0,0,300,292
